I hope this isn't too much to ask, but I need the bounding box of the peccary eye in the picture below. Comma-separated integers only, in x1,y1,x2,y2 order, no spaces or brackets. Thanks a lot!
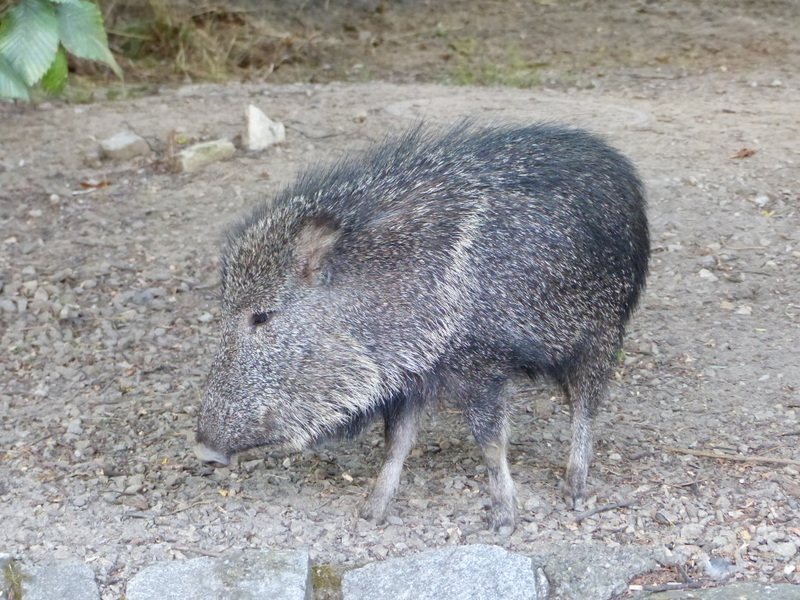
250,311,275,326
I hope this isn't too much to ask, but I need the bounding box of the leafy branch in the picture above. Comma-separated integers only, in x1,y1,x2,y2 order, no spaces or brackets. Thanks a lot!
0,0,121,100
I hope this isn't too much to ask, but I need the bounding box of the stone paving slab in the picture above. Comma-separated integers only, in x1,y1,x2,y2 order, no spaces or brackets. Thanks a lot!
15,561,100,600
125,549,311,600
633,582,800,600
342,544,547,600
531,541,664,600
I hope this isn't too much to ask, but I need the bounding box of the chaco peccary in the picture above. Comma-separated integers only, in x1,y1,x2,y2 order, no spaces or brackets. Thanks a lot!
195,122,649,534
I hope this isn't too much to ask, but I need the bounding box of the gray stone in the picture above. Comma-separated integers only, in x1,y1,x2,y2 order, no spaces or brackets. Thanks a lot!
532,541,663,600
20,562,100,600
243,104,286,150
99,131,151,161
342,544,546,600
126,550,311,600
633,582,800,599
174,139,236,173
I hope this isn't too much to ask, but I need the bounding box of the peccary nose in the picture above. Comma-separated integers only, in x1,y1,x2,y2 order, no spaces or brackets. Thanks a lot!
195,443,231,468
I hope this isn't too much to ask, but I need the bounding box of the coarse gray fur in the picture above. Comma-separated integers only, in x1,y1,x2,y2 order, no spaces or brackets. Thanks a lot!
196,122,650,535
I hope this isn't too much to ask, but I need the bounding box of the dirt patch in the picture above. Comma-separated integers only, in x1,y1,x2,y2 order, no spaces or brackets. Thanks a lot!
1,2,799,598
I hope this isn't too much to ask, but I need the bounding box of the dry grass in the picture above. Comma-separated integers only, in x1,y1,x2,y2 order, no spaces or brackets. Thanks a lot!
95,0,327,83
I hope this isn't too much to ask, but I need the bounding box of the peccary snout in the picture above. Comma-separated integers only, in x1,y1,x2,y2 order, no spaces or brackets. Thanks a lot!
195,122,650,535
194,440,230,468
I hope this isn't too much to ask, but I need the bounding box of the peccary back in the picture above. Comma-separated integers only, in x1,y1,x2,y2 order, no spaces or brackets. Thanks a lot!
196,122,649,534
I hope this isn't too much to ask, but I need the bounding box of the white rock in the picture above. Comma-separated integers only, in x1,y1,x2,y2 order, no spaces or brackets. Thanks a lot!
698,268,718,282
174,139,236,173
769,540,798,558
244,104,286,150
100,131,151,161
753,195,770,208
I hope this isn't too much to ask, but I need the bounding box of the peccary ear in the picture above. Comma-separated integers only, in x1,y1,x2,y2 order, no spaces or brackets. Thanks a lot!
294,216,340,284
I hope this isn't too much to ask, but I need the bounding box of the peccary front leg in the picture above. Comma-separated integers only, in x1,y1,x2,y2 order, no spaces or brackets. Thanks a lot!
360,396,422,523
476,424,516,536
463,383,516,536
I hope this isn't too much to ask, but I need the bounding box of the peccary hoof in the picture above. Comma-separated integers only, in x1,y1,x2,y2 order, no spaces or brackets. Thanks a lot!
359,503,387,525
559,480,586,512
568,496,585,512
489,506,516,536
492,522,516,537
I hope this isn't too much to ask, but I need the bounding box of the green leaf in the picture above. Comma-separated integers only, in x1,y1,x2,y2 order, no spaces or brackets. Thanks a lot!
41,43,67,93
56,0,122,78
0,0,59,86
0,52,30,100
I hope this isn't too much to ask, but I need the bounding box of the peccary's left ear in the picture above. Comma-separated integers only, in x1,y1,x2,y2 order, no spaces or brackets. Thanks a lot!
294,215,341,284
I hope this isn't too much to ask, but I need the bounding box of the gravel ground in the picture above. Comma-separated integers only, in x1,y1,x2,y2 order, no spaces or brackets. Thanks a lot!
1,72,799,598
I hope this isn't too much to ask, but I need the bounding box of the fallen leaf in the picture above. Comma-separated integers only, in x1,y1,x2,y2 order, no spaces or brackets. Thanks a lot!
730,148,756,159
122,496,149,510
79,179,111,188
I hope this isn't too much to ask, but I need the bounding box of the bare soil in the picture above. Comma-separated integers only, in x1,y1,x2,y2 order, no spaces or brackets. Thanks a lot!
1,1,799,598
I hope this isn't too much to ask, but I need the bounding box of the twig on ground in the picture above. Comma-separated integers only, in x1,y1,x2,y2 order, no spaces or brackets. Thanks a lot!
574,501,635,523
285,123,345,139
27,431,57,446
664,446,800,466
676,563,693,583
629,450,655,460
160,500,218,517
643,582,706,592
172,546,227,558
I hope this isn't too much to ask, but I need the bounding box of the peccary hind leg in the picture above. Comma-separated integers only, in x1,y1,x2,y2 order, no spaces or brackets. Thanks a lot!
560,358,610,511
360,396,422,523
564,395,592,512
